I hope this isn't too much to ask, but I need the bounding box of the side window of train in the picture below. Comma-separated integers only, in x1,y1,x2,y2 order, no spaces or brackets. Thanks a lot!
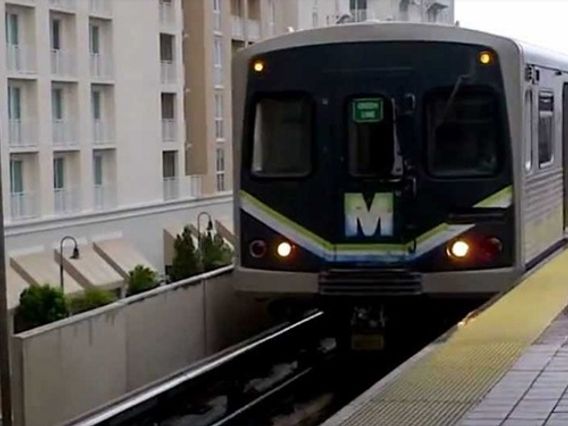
538,91,554,168
524,90,533,173
251,95,312,177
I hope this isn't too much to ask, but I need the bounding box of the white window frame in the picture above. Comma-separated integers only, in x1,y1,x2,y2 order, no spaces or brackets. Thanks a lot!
213,36,223,87
216,146,225,192
93,152,104,186
10,158,23,194
214,92,224,140
53,156,65,190
213,0,222,32
6,13,19,46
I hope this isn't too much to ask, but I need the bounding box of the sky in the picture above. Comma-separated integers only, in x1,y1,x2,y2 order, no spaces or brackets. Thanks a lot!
455,0,568,54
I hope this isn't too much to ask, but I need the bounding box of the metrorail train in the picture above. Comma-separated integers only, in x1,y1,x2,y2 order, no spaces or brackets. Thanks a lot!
231,22,568,301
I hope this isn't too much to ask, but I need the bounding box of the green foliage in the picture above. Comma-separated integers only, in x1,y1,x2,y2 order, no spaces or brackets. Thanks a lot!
200,232,234,272
15,284,69,332
170,226,203,281
127,265,159,296
68,288,116,314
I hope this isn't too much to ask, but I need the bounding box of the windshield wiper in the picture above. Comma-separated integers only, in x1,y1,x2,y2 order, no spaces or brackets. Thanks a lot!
439,73,471,124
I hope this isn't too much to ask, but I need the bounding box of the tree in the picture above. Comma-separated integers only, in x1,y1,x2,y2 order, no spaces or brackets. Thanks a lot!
200,232,234,272
68,288,116,314
15,284,69,332
127,265,159,296
170,226,203,281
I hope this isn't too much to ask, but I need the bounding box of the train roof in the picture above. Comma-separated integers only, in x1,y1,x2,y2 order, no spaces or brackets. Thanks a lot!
235,22,568,73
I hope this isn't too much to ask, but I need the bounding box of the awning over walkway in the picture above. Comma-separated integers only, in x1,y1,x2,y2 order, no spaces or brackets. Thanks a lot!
56,245,124,291
93,238,156,279
10,251,84,296
6,266,30,311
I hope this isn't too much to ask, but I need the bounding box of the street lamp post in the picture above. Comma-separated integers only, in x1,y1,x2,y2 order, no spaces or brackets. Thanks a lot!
196,211,213,355
59,236,80,293
196,211,213,250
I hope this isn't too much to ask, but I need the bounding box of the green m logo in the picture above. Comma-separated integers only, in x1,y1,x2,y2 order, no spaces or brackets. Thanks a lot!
345,193,394,237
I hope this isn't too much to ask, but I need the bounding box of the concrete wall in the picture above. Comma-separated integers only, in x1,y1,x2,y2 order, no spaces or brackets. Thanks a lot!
11,267,272,426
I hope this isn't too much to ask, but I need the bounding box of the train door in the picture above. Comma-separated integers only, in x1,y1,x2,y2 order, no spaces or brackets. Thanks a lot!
329,72,416,266
563,82,568,232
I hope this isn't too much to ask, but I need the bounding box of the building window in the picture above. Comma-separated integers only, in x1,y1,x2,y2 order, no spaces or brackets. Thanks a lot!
160,33,174,62
6,13,19,46
8,85,21,120
161,93,175,119
163,151,177,178
92,89,102,120
10,159,23,194
52,87,64,121
538,92,554,167
89,23,100,54
213,0,222,31
215,93,224,140
399,0,410,21
53,157,65,190
213,36,223,87
93,153,103,186
51,18,61,50
216,147,225,191
350,0,367,21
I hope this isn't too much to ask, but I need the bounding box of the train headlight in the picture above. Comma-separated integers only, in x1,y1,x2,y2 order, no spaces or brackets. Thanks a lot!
448,240,470,259
479,51,493,65
253,60,265,72
276,242,293,258
249,240,267,258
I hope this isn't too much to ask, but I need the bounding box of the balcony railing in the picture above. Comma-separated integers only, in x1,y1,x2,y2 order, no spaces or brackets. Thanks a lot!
49,0,75,11
10,192,37,221
159,0,175,26
52,120,78,148
54,187,79,215
89,0,112,16
160,60,176,84
231,15,244,39
213,11,222,32
350,9,368,22
6,44,36,74
90,53,113,80
186,175,202,198
51,49,76,77
213,65,223,87
162,119,177,142
93,119,114,145
163,177,179,201
94,184,115,210
8,119,37,148
248,19,260,41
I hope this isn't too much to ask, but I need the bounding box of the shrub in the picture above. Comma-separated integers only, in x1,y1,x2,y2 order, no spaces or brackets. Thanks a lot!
200,232,234,272
127,265,159,296
170,226,203,281
15,284,69,332
68,288,116,314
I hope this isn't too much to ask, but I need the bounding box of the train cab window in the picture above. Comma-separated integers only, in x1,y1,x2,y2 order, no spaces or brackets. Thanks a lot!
538,92,554,167
251,96,312,177
348,97,394,177
426,90,500,177
524,90,533,172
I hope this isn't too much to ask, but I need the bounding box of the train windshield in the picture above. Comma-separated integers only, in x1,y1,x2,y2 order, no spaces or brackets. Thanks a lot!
348,96,395,177
426,90,500,177
252,95,312,177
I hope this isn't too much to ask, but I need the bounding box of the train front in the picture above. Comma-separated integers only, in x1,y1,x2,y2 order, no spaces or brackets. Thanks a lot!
233,25,517,300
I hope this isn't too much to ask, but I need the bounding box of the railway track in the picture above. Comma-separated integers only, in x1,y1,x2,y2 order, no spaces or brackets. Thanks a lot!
72,298,486,426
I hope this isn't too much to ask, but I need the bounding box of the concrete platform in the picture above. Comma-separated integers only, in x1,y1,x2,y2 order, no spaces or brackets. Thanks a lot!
322,250,568,426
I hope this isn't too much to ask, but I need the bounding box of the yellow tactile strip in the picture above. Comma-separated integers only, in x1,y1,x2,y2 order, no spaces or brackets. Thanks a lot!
336,251,568,426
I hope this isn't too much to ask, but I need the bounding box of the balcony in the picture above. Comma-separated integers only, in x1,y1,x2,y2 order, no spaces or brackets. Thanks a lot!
163,177,179,201
8,120,37,149
160,60,176,84
89,0,112,17
248,19,260,41
231,15,244,39
10,192,37,221
159,0,175,26
54,188,79,215
94,184,115,210
93,119,114,145
49,0,76,11
51,49,76,77
6,44,36,74
162,119,177,143
350,9,368,22
52,120,78,148
90,53,113,80
188,175,202,198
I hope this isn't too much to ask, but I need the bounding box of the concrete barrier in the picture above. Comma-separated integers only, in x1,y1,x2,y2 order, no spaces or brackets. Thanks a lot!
10,267,272,426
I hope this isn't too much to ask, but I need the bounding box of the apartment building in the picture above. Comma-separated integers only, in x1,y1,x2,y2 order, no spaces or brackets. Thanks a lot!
183,0,454,195
1,0,236,307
